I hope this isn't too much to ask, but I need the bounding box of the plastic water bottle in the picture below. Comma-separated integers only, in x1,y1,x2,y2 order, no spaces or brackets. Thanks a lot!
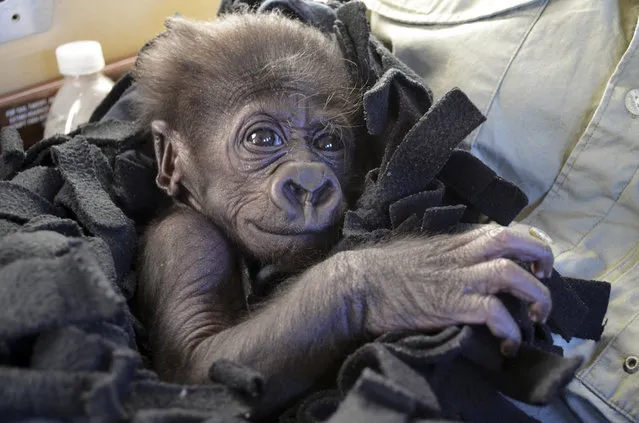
43,40,114,138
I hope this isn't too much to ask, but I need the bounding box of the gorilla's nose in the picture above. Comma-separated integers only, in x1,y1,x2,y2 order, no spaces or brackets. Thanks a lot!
270,162,343,228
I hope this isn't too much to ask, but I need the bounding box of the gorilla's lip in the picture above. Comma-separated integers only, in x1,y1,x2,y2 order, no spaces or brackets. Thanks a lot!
248,221,323,237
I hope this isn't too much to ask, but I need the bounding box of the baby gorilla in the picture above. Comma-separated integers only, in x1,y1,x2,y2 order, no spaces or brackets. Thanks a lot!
134,12,554,412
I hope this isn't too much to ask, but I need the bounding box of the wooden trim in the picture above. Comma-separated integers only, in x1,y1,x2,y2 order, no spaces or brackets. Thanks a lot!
0,55,136,150
0,55,136,109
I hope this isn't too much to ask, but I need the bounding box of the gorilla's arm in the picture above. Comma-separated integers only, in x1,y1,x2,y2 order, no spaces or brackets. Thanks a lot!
137,206,552,406
137,206,362,388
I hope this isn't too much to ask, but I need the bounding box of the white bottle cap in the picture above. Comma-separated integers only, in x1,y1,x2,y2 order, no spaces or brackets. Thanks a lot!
55,40,106,76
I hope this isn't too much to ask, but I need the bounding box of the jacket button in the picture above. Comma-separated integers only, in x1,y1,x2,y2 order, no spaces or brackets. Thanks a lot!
625,89,639,116
623,355,638,374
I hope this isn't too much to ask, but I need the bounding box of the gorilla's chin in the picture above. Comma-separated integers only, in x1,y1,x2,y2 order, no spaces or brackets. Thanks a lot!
241,221,339,270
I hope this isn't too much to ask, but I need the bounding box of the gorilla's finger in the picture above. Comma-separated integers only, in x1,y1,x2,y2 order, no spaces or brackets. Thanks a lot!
463,294,521,356
483,296,522,356
463,259,552,323
405,224,500,261
461,226,554,277
434,224,500,252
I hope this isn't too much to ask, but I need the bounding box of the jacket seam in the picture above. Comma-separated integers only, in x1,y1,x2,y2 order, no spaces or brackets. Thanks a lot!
470,0,549,146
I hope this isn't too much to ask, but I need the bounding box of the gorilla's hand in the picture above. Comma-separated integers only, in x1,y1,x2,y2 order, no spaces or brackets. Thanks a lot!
344,225,553,355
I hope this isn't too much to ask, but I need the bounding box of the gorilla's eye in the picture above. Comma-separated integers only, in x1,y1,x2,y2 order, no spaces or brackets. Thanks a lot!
246,129,283,148
313,135,344,152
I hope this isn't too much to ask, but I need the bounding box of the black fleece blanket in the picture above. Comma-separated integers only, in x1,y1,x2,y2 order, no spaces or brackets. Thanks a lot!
0,1,611,422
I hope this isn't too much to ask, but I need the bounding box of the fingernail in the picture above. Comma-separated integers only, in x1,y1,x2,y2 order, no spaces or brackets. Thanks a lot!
531,262,549,279
529,303,550,324
535,306,550,324
528,309,539,323
501,340,519,357
529,227,553,244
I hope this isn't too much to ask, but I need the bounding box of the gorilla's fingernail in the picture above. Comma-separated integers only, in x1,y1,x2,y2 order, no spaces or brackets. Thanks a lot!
537,307,550,324
529,303,550,324
528,309,539,322
535,270,545,279
501,340,519,357
529,227,553,244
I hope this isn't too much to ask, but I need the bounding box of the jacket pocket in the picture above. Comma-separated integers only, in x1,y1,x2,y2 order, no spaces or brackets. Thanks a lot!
365,0,547,120
578,310,639,421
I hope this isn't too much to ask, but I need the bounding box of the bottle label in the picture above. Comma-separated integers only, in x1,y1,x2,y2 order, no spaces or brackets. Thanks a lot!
0,96,54,148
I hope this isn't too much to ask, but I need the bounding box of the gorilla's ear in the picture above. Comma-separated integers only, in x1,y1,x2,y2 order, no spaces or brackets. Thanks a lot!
151,120,184,197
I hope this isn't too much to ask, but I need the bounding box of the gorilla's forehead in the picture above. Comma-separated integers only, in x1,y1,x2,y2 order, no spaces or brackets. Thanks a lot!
217,73,347,115
226,85,342,113
207,46,353,118
223,87,345,125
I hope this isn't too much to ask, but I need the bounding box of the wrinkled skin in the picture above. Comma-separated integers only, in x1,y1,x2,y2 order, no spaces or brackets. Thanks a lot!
149,92,354,269
134,13,553,415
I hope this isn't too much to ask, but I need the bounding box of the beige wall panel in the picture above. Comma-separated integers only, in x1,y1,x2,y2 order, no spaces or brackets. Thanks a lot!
0,0,221,95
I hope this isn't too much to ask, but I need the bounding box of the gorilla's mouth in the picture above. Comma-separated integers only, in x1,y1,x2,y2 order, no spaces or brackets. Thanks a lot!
244,221,339,266
248,222,324,237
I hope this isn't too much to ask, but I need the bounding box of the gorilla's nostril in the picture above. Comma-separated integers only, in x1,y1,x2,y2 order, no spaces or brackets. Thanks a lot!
283,179,335,207
284,180,307,204
270,163,342,215
311,180,335,206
